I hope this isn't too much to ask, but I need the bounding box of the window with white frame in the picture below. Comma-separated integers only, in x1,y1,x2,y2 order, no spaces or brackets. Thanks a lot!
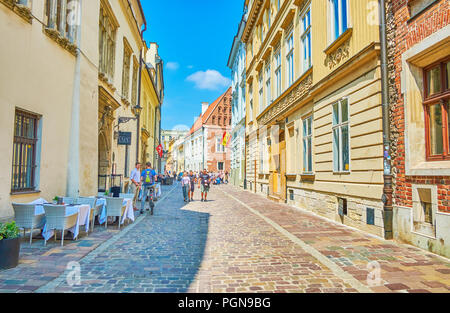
330,0,348,42
286,32,294,88
45,0,78,42
249,84,254,122
300,7,312,72
274,50,282,99
265,62,271,109
216,137,225,153
259,71,264,113
303,116,313,173
99,5,117,82
332,98,350,172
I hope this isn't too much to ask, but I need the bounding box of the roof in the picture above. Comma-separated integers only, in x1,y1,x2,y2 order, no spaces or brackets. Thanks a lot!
188,87,232,135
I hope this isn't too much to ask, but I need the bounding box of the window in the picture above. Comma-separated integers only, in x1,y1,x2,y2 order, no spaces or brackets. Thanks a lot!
131,59,138,106
424,58,450,160
259,71,264,113
332,98,350,172
216,137,225,153
286,32,294,88
122,45,131,99
275,50,282,98
99,5,117,82
249,84,254,122
265,62,271,109
218,162,224,171
330,0,348,41
45,0,77,42
301,7,312,72
303,116,313,173
11,110,39,193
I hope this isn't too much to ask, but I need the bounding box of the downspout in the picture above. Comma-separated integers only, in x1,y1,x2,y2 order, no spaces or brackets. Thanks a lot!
379,0,393,240
67,0,82,198
136,23,147,163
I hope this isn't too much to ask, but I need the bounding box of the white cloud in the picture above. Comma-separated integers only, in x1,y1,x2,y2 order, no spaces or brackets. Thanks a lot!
187,65,194,69
166,62,180,70
186,70,231,91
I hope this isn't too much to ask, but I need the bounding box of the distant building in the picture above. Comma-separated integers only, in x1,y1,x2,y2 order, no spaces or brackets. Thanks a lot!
184,88,232,173
161,129,188,173
227,8,247,188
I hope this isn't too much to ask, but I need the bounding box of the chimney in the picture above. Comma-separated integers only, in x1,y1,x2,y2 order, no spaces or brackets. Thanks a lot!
202,102,209,116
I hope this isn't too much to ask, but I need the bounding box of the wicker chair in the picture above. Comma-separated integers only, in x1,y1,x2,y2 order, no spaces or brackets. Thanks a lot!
12,203,45,245
76,197,97,234
43,204,79,246
105,197,126,230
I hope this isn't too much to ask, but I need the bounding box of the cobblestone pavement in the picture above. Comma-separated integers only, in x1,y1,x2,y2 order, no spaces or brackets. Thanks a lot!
1,183,449,293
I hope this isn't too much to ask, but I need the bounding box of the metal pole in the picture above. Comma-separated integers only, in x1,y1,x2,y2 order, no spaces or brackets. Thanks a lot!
379,0,393,240
67,0,82,198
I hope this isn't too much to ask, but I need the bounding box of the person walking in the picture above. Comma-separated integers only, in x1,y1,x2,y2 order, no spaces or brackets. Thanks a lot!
188,170,197,202
198,169,211,202
130,162,141,211
140,162,156,215
181,172,190,202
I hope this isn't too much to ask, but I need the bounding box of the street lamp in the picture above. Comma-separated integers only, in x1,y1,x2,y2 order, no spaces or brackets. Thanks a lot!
132,104,142,118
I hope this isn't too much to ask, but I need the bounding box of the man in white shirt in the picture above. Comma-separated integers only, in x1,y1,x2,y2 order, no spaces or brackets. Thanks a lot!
130,162,141,211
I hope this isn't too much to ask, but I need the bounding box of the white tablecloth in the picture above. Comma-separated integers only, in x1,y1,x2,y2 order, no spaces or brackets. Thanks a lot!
98,198,134,225
29,199,90,241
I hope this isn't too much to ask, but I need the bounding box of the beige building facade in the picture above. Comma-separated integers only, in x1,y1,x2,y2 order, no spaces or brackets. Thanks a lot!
0,0,162,220
244,0,388,237
0,0,99,221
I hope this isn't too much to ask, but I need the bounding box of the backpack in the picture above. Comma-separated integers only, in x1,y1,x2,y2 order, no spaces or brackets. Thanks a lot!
144,170,154,184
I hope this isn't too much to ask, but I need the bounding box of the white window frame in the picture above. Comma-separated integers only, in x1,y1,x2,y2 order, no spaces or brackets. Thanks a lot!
249,84,254,122
332,98,350,173
303,115,313,174
274,50,282,99
300,6,312,73
329,0,349,42
286,31,294,89
258,71,264,114
265,62,271,109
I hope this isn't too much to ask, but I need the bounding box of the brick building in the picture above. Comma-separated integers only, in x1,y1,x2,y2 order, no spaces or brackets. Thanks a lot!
389,0,449,257
184,88,232,173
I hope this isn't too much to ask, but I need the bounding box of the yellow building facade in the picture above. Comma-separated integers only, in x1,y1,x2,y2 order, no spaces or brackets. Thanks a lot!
97,0,151,193
244,0,386,236
140,42,164,173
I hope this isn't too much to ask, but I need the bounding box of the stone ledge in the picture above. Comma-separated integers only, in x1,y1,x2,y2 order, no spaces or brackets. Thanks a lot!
0,0,32,24
43,27,78,56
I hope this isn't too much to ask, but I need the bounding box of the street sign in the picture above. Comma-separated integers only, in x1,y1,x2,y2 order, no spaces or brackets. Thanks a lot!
118,132,132,145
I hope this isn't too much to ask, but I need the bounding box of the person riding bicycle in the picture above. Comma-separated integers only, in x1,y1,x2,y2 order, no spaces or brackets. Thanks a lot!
140,162,156,215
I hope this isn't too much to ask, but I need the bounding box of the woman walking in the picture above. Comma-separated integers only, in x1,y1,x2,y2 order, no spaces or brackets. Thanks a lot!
181,172,190,202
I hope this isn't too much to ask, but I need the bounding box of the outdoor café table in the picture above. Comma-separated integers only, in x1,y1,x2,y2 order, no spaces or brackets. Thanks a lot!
98,198,134,225
30,199,90,241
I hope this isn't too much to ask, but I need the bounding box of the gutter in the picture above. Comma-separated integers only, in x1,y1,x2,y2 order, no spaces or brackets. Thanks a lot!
379,0,393,240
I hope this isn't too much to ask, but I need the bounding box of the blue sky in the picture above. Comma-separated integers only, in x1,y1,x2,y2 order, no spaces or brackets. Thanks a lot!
141,0,245,131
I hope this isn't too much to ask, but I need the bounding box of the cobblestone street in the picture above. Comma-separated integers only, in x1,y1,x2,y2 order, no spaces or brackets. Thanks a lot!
0,183,449,293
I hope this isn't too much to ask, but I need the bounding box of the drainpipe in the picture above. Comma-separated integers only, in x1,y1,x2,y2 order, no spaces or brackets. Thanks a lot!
136,23,147,163
67,0,82,198
379,0,393,240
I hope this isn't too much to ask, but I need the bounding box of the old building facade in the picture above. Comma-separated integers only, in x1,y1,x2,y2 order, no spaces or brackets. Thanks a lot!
244,0,389,237
0,0,163,220
184,89,232,173
140,42,164,177
0,0,98,220
228,10,248,188
97,0,147,193
389,0,450,257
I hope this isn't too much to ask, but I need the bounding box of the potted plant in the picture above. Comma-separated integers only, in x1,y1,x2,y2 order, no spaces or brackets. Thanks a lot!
0,221,21,270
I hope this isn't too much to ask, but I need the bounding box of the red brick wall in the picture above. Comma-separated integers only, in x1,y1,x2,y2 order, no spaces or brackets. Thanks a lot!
390,0,450,213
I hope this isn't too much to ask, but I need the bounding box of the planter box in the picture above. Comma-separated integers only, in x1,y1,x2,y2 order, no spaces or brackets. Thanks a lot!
0,238,20,270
